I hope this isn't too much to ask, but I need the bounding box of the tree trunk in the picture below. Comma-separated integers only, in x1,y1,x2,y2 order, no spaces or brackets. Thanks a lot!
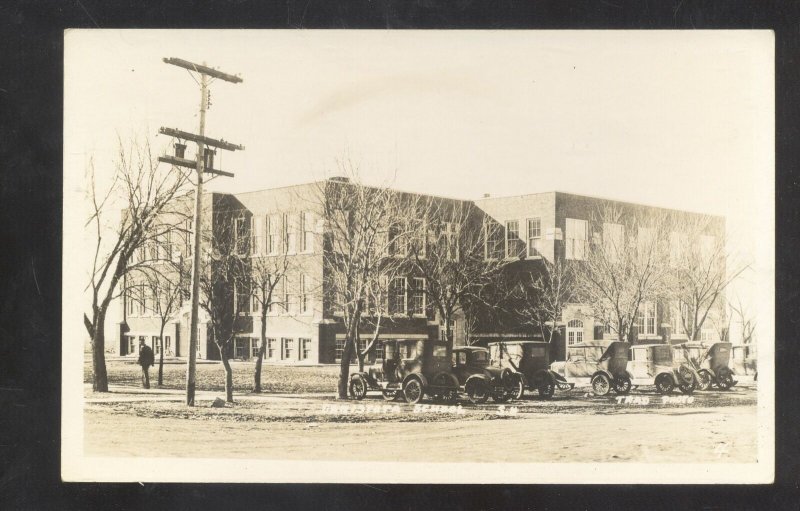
337,337,355,399
357,351,365,372
253,309,268,393
91,308,109,392
157,323,166,387
219,343,234,403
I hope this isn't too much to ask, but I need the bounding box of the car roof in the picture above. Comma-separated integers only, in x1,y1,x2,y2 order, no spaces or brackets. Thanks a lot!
487,340,548,345
632,343,671,349
453,346,488,351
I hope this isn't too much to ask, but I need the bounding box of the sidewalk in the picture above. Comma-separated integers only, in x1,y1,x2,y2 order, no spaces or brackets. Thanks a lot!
84,383,334,403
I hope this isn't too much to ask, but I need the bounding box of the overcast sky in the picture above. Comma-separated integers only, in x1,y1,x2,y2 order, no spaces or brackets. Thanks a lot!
64,29,773,317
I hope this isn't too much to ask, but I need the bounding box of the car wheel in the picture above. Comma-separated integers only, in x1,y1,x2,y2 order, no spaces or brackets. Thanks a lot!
349,376,367,401
466,379,490,404
717,371,735,390
677,367,696,394
591,373,611,396
538,381,555,399
381,389,399,401
509,374,525,400
612,375,631,395
655,373,675,395
403,377,425,404
697,370,713,391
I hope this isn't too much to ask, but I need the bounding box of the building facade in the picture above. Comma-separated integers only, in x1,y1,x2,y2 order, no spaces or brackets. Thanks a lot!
117,182,725,364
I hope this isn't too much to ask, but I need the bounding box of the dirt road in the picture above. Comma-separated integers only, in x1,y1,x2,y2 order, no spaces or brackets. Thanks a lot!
83,384,757,463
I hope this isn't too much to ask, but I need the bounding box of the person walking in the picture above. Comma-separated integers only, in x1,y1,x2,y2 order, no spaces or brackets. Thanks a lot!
137,341,155,389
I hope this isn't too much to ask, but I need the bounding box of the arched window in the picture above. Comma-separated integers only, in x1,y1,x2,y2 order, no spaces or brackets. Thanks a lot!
567,319,584,346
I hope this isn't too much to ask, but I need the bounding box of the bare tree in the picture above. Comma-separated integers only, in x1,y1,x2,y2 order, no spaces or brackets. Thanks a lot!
728,294,757,345
248,245,292,393
197,207,250,403
669,214,747,341
85,138,190,392
407,199,513,349
315,164,408,398
513,257,576,344
573,205,673,342
137,252,188,386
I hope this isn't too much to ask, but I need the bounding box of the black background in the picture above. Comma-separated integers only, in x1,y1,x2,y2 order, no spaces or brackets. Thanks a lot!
0,1,798,509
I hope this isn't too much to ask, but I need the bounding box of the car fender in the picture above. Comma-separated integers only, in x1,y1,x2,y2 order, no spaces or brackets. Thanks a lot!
465,373,489,389
591,369,613,381
402,373,428,390
350,372,375,388
549,370,568,384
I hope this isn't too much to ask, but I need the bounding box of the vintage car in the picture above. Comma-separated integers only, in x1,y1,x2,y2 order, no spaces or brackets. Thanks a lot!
627,343,698,394
450,346,516,404
487,340,574,399
549,341,631,396
348,339,460,404
731,344,757,382
672,342,736,390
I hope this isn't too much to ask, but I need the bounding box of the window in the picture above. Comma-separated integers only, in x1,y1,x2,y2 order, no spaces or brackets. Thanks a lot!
299,274,310,314
267,215,279,255
126,287,136,316
282,277,292,314
300,338,311,360
301,211,315,252
637,227,654,255
138,284,147,315
251,338,260,358
165,336,172,355
410,278,426,316
374,341,384,361
603,222,624,261
153,336,161,354
637,302,656,336
266,338,276,359
235,281,250,314
251,290,261,314
234,215,250,256
700,235,716,261
567,319,584,346
235,338,249,359
283,214,296,253
251,216,263,256
409,218,426,257
282,338,295,360
389,223,408,257
565,218,588,260
484,221,505,259
526,218,541,257
700,327,715,342
444,222,459,261
506,220,525,258
389,277,407,315
335,339,350,363
128,336,136,354
670,231,686,264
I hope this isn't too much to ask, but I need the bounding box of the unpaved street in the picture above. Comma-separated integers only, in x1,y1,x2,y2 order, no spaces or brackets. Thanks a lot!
84,383,757,463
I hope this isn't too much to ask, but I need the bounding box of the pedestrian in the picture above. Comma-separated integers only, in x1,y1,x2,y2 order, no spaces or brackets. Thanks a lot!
137,341,155,389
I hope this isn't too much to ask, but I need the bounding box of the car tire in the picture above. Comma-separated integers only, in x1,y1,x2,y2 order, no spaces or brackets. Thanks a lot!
491,387,512,403
403,377,425,404
509,374,525,400
381,389,399,401
697,370,713,391
655,373,675,395
466,379,490,404
717,371,735,390
612,375,632,395
591,373,611,396
677,367,696,394
349,376,368,401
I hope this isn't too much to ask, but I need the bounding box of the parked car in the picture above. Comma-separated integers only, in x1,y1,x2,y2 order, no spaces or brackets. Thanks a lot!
487,340,573,399
348,339,459,404
731,344,757,382
451,347,514,404
672,342,736,390
627,343,698,394
550,341,631,396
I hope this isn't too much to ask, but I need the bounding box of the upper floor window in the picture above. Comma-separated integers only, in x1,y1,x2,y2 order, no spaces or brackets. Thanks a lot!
636,301,656,336
567,319,584,346
603,222,624,261
700,235,716,261
526,218,541,257
300,211,315,253
283,213,296,253
235,280,250,314
267,215,280,255
506,220,525,258
484,221,505,260
299,274,311,314
234,215,250,256
410,277,426,316
389,277,407,315
565,218,588,260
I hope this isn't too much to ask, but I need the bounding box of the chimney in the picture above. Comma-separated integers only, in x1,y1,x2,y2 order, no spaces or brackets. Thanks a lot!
482,193,491,198
329,176,350,183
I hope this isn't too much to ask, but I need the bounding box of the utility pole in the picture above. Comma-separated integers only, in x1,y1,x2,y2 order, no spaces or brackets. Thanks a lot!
159,58,244,406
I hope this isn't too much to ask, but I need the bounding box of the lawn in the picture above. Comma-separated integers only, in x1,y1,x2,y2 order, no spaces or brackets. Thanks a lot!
84,359,342,394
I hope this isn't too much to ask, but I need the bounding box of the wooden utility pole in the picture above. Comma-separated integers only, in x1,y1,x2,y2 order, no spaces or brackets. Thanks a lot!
159,58,244,406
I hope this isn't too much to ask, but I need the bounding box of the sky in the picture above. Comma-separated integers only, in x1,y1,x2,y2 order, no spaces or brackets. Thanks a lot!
63,29,774,340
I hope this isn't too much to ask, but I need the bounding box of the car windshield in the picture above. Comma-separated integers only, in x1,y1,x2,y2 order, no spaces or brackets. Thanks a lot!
433,344,448,358
653,345,672,364
472,350,489,364
529,346,546,358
